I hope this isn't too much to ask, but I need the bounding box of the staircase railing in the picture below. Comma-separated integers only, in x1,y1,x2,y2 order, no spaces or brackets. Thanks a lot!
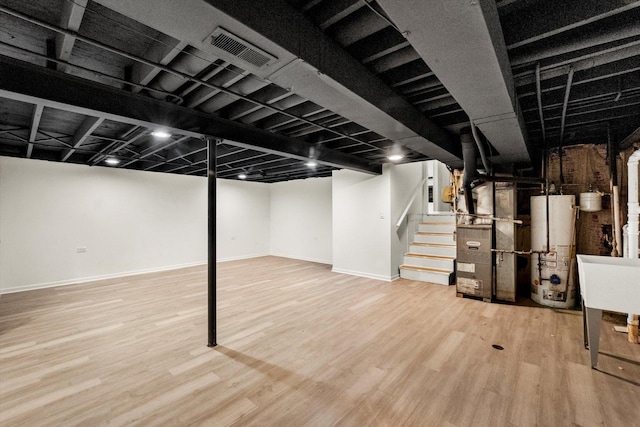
395,177,429,227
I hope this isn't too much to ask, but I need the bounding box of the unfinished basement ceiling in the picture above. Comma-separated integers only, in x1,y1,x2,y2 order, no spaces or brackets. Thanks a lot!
0,0,638,182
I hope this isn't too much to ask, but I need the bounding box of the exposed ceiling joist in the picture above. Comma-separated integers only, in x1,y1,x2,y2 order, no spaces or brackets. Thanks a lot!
122,135,192,167
27,104,44,158
515,42,640,86
505,0,640,50
92,130,147,166
132,36,188,93
0,55,379,175
55,0,88,71
61,116,105,162
2,0,638,181
316,0,365,30
510,23,640,68
92,0,460,162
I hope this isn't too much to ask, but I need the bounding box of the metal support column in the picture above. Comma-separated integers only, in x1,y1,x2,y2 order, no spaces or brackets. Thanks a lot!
207,138,217,347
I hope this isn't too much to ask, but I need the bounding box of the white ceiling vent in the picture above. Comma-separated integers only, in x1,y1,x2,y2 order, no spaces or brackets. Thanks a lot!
206,28,277,69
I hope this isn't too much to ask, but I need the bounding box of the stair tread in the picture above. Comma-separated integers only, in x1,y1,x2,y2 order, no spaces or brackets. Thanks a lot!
400,265,452,274
405,253,455,260
419,222,455,225
411,242,456,248
416,231,454,236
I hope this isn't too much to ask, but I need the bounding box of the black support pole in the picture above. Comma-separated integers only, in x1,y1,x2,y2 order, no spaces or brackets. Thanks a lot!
207,138,217,347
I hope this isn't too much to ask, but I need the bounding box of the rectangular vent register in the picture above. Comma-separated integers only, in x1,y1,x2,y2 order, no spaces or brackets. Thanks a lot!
207,28,277,69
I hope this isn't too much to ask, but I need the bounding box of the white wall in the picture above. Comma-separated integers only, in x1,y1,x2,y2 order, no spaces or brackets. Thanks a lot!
332,166,392,280
0,156,207,293
0,155,430,292
270,177,332,264
390,162,424,275
216,179,270,261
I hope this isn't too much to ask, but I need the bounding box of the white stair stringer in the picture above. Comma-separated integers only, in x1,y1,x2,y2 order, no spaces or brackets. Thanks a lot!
400,215,456,285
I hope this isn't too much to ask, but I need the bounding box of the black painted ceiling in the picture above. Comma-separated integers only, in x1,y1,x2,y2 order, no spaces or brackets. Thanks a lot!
0,0,638,182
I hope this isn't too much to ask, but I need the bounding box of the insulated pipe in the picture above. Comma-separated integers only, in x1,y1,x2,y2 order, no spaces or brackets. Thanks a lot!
470,120,492,175
461,132,479,215
535,63,546,144
559,67,575,186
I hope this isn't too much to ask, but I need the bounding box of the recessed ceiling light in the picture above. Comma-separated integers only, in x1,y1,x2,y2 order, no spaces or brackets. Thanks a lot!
388,154,404,161
305,161,318,167
238,173,247,180
151,130,171,138
105,158,120,165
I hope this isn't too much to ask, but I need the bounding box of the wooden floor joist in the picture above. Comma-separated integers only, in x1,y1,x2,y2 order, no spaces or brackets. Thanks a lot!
1,256,639,426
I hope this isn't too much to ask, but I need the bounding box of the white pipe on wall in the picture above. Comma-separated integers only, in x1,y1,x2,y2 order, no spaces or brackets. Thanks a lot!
628,149,640,259
626,149,640,341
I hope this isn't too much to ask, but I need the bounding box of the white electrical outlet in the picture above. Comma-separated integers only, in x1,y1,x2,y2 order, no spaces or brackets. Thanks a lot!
77,247,87,253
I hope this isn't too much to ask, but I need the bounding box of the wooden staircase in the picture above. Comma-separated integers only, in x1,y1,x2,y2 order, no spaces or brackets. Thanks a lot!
400,215,456,285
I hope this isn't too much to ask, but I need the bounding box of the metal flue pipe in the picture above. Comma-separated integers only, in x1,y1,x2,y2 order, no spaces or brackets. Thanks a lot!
470,120,492,176
461,132,479,215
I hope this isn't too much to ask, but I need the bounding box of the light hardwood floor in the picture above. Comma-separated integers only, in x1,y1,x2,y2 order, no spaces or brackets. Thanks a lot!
1,256,639,426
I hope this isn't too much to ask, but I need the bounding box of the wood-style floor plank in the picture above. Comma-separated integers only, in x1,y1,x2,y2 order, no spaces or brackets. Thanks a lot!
1,256,639,426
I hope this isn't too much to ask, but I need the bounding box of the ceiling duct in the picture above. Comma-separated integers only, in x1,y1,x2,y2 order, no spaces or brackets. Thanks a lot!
206,27,277,69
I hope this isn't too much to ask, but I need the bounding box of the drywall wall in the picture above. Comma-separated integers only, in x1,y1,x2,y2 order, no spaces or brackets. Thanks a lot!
216,178,271,261
0,154,439,292
270,177,332,264
332,166,393,280
0,156,208,293
390,162,424,275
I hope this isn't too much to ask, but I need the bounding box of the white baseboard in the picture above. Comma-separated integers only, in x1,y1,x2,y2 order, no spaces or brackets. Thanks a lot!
216,253,270,263
1,261,207,295
269,252,332,265
331,267,395,282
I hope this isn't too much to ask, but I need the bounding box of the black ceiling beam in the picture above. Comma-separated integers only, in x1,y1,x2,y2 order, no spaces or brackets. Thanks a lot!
0,55,380,175
348,27,409,63
502,0,640,49
207,0,460,161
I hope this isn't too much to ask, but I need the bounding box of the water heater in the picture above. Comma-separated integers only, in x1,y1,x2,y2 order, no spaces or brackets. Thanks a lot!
530,195,577,308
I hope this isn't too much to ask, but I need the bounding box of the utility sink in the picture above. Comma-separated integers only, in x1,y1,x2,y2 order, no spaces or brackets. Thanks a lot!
576,255,640,368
